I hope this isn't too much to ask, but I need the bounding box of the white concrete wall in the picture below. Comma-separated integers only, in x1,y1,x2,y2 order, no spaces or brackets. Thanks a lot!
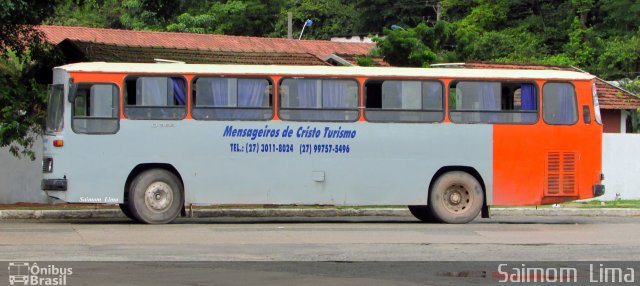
601,133,640,200
0,139,49,204
330,36,375,43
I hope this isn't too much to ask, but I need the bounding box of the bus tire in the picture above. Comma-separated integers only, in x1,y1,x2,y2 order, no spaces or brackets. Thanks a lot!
407,205,439,223
129,169,183,224
428,171,483,224
119,203,138,222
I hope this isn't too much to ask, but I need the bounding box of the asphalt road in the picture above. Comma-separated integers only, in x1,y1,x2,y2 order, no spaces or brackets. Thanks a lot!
1,215,639,285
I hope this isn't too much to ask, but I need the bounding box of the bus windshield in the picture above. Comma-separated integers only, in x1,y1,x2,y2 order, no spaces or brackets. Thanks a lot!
46,84,64,133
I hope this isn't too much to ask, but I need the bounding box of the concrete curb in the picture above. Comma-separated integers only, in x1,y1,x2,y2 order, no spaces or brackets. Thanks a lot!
0,207,639,220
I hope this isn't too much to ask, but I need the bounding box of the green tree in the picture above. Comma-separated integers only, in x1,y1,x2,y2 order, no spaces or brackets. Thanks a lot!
166,0,282,36
46,0,125,28
271,0,356,40
1,0,60,159
374,24,436,67
119,0,184,30
0,49,48,159
355,0,437,33
1,0,60,52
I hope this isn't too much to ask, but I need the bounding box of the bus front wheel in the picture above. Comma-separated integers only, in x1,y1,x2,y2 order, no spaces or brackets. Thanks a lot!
128,169,183,224
429,171,483,224
119,203,138,222
407,205,439,222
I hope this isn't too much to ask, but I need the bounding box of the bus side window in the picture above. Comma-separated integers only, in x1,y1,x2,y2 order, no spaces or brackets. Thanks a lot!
542,82,578,125
278,78,359,122
72,83,119,134
449,81,538,124
123,76,187,120
191,77,273,121
364,79,444,123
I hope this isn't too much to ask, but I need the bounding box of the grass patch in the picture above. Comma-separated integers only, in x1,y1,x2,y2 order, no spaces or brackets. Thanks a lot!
568,200,640,209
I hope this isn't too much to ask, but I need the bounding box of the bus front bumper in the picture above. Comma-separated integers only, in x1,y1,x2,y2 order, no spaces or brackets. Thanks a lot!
593,184,605,197
41,178,67,191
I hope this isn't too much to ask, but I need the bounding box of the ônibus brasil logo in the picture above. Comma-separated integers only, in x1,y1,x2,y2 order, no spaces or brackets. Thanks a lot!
7,262,72,286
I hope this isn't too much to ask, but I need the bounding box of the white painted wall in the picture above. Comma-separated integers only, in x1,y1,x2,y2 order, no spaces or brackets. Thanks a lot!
330,35,375,43
601,133,640,200
0,139,49,204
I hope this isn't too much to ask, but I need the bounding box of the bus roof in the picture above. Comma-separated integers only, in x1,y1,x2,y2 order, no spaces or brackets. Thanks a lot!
58,62,595,81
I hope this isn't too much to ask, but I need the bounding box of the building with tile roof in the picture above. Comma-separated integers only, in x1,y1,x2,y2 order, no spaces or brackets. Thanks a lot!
38,25,374,65
58,39,329,66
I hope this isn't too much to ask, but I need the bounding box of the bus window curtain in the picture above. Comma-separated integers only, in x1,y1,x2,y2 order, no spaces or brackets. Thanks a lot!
140,77,166,106
211,78,229,106
322,80,348,120
237,79,268,119
172,78,186,106
480,82,499,122
559,84,576,123
238,79,267,107
211,78,231,118
297,79,318,108
520,83,536,111
297,79,319,120
322,80,348,108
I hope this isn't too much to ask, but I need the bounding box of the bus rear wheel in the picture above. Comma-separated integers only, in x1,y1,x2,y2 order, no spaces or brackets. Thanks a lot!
429,171,483,224
128,169,183,224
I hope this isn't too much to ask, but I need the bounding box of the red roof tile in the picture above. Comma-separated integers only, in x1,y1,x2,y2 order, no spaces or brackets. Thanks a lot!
37,25,374,60
594,80,640,110
462,62,640,110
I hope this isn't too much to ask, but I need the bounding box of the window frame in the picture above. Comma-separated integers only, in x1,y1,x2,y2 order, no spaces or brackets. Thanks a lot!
277,77,360,122
447,80,540,125
363,78,445,123
122,74,188,120
592,82,602,125
541,81,579,126
190,75,274,121
71,82,120,135
45,84,65,134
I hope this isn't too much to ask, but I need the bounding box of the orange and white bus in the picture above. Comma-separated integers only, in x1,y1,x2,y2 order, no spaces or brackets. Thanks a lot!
42,63,605,224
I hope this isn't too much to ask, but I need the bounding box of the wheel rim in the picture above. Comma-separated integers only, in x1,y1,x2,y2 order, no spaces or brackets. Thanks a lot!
441,184,472,214
144,181,173,213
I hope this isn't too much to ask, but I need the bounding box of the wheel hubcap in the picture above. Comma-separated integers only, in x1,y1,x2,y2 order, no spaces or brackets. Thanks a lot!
144,182,173,212
442,184,471,213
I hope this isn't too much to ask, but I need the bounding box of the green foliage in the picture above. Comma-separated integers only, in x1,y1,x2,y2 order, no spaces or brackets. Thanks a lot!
617,77,640,133
596,34,640,79
1,0,60,52
355,56,376,67
374,25,436,67
354,0,437,33
1,0,59,158
271,0,356,40
120,0,183,30
0,49,48,160
166,0,282,36
46,0,124,28
370,0,639,81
